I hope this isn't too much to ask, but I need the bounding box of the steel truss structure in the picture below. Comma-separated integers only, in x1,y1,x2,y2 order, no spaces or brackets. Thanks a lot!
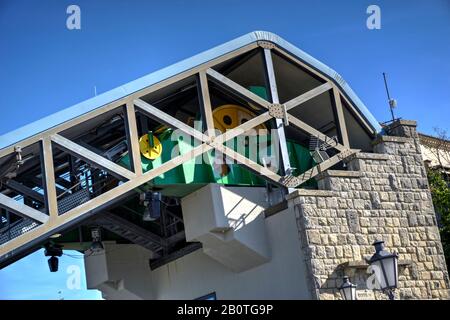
0,36,377,267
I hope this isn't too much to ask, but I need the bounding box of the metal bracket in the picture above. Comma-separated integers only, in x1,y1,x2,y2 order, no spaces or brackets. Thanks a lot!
279,175,301,188
268,104,289,126
14,146,23,168
257,41,276,50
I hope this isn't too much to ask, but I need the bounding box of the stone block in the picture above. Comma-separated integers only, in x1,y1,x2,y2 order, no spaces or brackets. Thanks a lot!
307,230,321,245
346,210,361,233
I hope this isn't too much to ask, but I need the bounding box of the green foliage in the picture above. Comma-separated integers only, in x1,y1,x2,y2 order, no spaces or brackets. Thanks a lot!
427,169,450,269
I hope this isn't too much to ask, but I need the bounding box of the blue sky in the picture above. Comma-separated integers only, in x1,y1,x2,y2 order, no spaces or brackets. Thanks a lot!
0,0,449,299
0,248,102,300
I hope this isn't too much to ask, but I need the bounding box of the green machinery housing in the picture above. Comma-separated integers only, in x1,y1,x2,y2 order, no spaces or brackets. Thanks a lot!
117,87,317,197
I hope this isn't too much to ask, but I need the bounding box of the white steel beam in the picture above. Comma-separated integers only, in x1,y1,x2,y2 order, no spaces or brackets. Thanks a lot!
332,86,350,148
264,48,291,177
287,115,347,152
124,102,143,176
0,193,48,224
284,82,333,111
206,68,271,109
198,71,215,137
50,134,135,181
41,138,58,218
134,99,208,143
293,149,358,187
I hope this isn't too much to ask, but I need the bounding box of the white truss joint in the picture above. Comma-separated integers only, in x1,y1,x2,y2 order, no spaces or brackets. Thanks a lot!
268,103,289,126
257,41,276,50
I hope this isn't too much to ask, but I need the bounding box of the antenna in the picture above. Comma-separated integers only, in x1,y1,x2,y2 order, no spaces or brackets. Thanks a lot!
382,72,397,123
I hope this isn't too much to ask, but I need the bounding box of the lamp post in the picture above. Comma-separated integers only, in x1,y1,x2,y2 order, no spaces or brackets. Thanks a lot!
368,240,399,300
339,276,357,300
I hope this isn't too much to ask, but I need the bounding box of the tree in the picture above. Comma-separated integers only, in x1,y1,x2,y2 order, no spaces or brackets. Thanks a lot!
425,128,450,180
427,168,450,269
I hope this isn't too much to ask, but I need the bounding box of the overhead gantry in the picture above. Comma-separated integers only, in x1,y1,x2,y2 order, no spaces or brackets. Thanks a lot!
0,31,379,269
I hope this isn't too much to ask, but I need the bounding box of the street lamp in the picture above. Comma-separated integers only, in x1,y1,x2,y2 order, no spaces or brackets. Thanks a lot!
368,240,399,300
339,276,357,300
44,243,63,272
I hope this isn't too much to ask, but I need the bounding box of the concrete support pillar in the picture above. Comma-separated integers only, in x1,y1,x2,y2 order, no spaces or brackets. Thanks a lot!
84,243,155,300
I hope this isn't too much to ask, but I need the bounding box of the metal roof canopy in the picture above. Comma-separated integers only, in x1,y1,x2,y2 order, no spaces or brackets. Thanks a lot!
0,31,380,150
0,31,381,269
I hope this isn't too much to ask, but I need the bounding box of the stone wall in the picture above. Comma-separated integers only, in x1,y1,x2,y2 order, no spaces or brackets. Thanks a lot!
289,120,450,300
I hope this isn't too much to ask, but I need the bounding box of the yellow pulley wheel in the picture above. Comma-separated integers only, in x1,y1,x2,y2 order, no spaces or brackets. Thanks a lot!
139,133,162,160
212,104,267,133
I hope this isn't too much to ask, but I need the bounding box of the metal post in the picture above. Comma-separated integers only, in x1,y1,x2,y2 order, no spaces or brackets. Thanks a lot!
386,289,395,300
383,72,396,122
263,48,292,195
